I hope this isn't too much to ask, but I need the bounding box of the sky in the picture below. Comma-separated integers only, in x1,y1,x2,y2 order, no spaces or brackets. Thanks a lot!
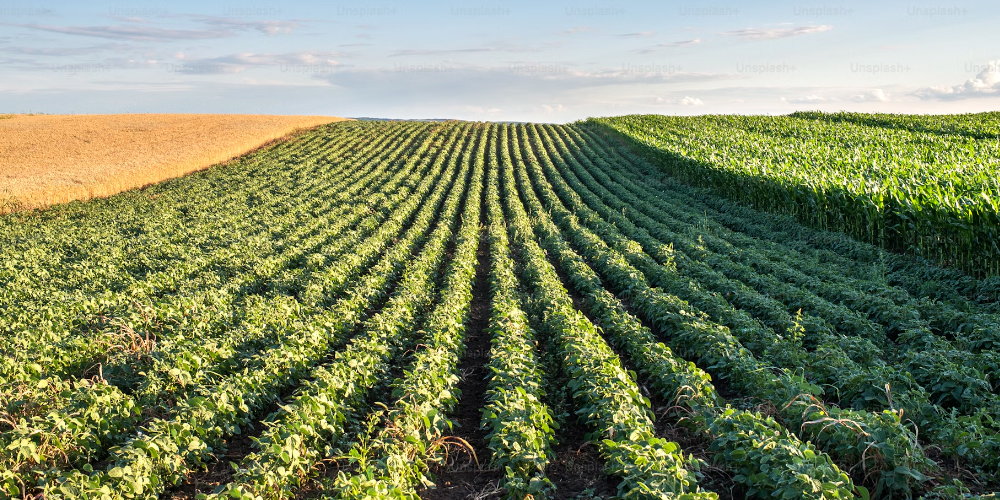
0,0,998,122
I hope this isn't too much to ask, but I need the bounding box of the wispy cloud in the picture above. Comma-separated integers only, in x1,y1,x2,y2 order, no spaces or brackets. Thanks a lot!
617,31,655,38
853,89,889,102
915,61,1000,100
0,55,47,70
390,40,544,57
109,16,156,24
782,95,836,104
192,17,302,36
556,26,596,35
651,95,705,106
8,15,304,43
14,24,232,42
390,48,492,57
167,51,343,74
782,89,891,104
636,38,700,54
322,65,731,89
724,25,832,40
0,43,129,56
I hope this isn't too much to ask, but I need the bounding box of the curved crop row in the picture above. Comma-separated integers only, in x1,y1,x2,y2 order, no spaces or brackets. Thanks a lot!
30,123,471,500
562,124,1000,474
500,124,716,500
323,123,487,500
536,126,935,412
590,115,1000,277
576,122,1000,323
0,122,444,495
508,123,933,497
0,122,426,387
514,123,856,500
190,122,476,500
477,124,558,498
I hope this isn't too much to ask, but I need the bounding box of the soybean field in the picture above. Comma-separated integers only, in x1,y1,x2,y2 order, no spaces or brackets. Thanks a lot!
2,119,999,500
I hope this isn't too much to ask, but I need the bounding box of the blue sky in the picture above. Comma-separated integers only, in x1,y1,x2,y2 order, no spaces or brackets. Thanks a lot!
1,0,998,121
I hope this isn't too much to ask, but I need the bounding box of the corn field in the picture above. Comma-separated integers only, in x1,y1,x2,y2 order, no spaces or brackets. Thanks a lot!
591,113,1000,278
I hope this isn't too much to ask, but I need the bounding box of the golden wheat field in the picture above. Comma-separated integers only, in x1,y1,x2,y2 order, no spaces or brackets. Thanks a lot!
0,114,348,212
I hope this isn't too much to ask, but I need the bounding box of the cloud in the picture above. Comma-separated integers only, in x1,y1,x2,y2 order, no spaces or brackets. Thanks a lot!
557,26,596,35
462,105,503,116
390,40,545,57
636,38,700,53
390,48,492,57
783,95,836,104
193,17,301,36
781,90,889,104
317,65,731,100
618,31,655,38
853,89,889,102
164,51,342,74
570,66,731,85
915,61,1000,100
9,15,304,43
110,17,155,24
1,43,129,56
650,96,705,106
15,24,232,41
662,38,700,47
0,55,47,70
724,25,832,40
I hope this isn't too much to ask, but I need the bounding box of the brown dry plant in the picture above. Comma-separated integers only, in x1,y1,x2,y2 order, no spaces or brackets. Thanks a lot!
0,114,349,212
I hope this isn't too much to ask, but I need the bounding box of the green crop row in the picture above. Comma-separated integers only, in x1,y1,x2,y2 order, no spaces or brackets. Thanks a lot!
511,123,857,500
501,124,716,500
26,122,470,499
322,122,487,499
0,122,444,494
0,123,408,379
578,121,1000,322
562,123,1000,476
200,123,478,500
790,111,1000,141
478,123,558,499
0,123,434,391
3,117,998,500
512,123,934,497
553,124,995,412
590,114,1000,278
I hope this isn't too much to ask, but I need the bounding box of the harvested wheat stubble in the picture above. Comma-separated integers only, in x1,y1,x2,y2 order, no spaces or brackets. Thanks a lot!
0,114,349,212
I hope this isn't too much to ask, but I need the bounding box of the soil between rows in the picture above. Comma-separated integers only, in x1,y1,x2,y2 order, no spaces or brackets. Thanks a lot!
165,400,279,499
419,227,501,500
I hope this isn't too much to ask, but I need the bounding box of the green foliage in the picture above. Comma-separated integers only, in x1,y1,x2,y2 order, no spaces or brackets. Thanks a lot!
500,124,716,500
514,123,855,500
591,114,1000,278
199,122,476,500
324,122,486,498
562,122,1000,479
4,117,999,500
480,124,558,498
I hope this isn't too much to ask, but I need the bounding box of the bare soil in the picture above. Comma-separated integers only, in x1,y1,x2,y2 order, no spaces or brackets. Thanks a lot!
420,221,504,500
